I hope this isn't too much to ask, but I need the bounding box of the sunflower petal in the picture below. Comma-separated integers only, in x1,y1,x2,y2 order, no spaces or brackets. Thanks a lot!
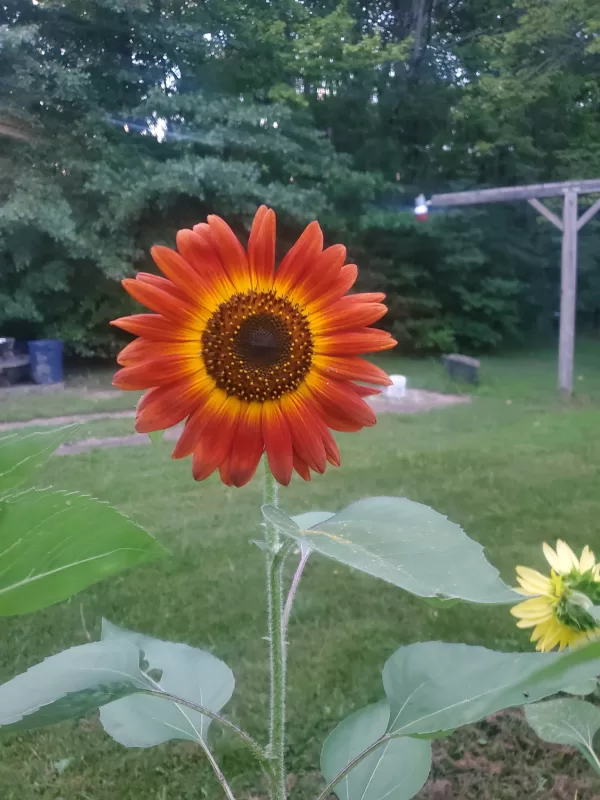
510,596,554,621
515,566,553,596
113,355,201,389
263,401,293,486
151,245,218,308
121,278,201,328
207,214,251,291
293,453,312,482
248,205,276,291
543,542,563,574
312,300,388,334
579,545,596,574
176,229,234,303
315,328,397,356
307,376,377,428
291,244,346,305
556,539,579,573
135,377,210,433
281,395,327,474
110,314,196,342
116,338,198,367
314,356,391,386
306,264,359,312
190,400,242,481
274,220,323,294
136,272,190,302
221,403,264,487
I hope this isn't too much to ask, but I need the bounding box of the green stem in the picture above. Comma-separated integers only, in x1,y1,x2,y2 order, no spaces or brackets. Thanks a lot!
142,688,267,764
264,465,287,800
198,736,237,800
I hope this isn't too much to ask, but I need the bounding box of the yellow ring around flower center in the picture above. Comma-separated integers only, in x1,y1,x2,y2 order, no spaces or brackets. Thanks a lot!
201,290,314,402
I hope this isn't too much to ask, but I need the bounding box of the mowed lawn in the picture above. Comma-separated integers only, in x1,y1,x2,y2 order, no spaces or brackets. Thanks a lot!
1,341,600,799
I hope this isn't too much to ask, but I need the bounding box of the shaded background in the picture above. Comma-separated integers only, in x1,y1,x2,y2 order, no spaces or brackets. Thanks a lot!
1,0,599,357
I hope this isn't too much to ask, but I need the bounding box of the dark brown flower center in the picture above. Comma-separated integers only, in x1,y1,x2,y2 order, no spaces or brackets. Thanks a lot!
201,290,314,402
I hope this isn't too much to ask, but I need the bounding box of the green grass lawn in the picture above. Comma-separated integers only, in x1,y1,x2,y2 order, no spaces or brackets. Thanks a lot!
0,366,140,423
1,341,600,798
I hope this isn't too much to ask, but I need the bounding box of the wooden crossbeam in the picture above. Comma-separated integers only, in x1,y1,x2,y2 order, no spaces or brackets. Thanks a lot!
422,176,600,399
430,178,600,207
0,118,35,142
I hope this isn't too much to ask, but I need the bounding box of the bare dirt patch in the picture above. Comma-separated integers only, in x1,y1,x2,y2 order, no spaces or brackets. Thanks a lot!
0,409,135,432
370,388,470,414
415,709,598,800
5,389,471,454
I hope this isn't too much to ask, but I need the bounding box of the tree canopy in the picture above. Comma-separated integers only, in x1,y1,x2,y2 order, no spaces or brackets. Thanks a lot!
1,0,599,355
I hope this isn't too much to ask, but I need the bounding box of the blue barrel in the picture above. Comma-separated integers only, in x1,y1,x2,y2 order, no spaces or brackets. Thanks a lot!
28,339,64,384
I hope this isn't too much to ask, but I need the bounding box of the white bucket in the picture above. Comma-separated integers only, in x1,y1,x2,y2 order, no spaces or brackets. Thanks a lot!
384,374,407,399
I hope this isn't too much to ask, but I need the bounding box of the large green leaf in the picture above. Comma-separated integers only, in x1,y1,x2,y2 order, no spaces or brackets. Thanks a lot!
291,511,336,528
99,619,235,747
383,641,600,737
0,425,80,495
0,488,166,615
321,701,431,800
263,497,518,603
0,641,148,734
525,698,600,773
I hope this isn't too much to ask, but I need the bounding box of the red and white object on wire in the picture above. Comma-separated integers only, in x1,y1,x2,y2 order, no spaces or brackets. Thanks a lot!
414,193,429,222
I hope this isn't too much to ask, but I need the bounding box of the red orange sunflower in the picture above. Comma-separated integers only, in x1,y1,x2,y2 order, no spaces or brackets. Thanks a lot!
112,206,396,487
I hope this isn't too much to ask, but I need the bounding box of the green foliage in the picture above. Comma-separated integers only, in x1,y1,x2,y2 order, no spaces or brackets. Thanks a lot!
0,426,79,495
263,497,518,603
321,702,432,800
382,640,600,736
0,0,384,355
0,487,165,615
320,639,600,798
100,619,235,747
2,0,599,354
0,425,165,615
0,640,148,734
524,698,600,773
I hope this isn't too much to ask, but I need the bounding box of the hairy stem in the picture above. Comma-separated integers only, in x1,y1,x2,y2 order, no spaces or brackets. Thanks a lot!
142,688,267,764
282,548,311,638
313,734,392,800
264,465,287,800
141,675,237,800
198,736,237,800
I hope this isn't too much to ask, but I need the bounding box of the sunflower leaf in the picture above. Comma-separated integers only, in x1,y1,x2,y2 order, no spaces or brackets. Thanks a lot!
382,640,600,737
321,701,432,800
562,678,598,697
99,620,235,747
0,641,149,735
262,497,518,604
524,698,600,774
0,425,80,496
0,488,166,616
291,511,336,529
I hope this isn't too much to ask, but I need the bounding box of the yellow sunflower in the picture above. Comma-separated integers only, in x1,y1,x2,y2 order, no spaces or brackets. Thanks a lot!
511,539,600,652
112,206,396,487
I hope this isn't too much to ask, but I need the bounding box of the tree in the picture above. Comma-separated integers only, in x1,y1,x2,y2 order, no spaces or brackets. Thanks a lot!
1,0,599,355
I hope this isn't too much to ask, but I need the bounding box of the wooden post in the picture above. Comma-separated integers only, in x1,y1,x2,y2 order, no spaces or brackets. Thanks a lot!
426,178,600,397
558,190,578,398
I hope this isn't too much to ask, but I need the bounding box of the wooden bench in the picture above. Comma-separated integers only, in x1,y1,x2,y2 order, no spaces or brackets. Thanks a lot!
441,354,480,385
